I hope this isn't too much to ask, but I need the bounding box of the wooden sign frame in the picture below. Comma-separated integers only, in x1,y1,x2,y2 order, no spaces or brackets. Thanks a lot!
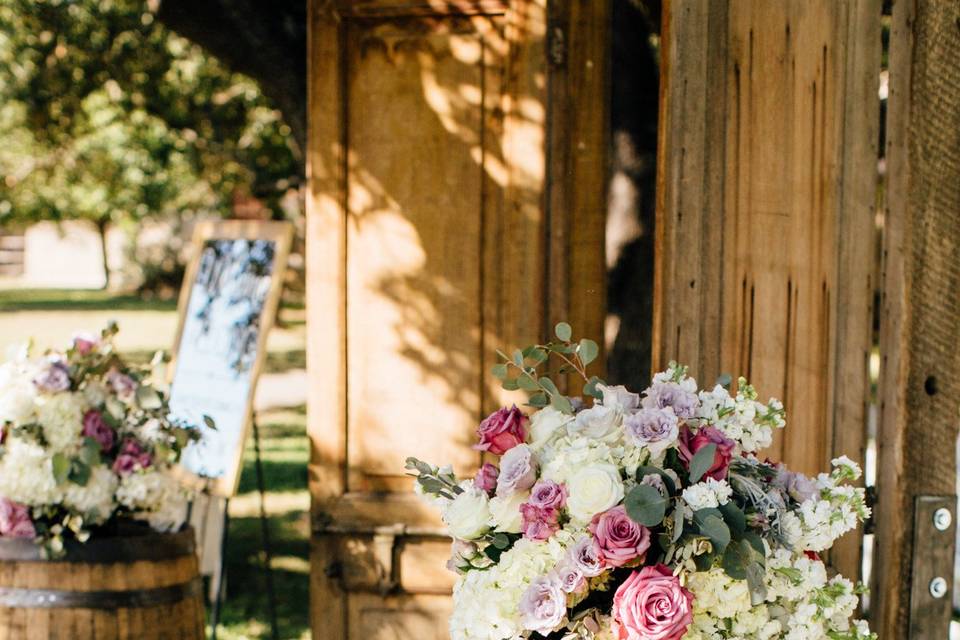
169,219,293,497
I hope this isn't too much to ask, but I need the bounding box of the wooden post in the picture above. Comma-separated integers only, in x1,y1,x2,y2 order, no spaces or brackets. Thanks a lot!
872,0,960,637
654,0,881,578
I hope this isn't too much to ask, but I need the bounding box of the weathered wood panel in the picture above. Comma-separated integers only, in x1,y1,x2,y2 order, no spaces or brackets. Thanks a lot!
306,1,609,638
872,0,960,637
654,0,881,578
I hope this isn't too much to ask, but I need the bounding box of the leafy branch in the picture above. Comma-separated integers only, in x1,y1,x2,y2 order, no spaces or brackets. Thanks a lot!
490,322,605,414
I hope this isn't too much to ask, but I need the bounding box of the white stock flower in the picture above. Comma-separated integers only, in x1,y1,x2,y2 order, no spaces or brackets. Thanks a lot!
443,485,492,540
0,361,38,424
489,490,528,533
566,463,624,522
682,478,733,511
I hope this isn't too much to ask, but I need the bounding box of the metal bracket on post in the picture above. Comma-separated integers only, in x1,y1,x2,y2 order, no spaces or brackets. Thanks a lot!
908,495,956,639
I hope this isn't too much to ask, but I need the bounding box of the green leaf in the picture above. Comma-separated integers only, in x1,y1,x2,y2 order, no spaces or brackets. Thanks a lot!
512,350,524,366
550,394,574,415
715,373,733,388
202,414,217,430
578,339,599,366
69,460,91,487
697,514,730,553
687,443,718,484
79,437,101,466
528,348,548,365
582,375,605,399
718,501,746,534
491,533,510,549
491,364,509,379
517,375,540,392
538,377,560,397
624,484,669,527
527,392,549,408
135,385,162,410
554,322,572,342
501,378,520,391
671,503,685,543
52,453,71,485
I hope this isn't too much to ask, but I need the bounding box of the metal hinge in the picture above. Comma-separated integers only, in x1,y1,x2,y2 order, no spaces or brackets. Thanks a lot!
548,25,566,67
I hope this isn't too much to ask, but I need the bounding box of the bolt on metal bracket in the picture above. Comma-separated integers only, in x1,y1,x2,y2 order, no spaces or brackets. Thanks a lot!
908,496,956,639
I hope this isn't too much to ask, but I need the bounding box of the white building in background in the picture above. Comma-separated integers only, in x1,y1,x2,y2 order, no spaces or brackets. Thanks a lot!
4,221,106,289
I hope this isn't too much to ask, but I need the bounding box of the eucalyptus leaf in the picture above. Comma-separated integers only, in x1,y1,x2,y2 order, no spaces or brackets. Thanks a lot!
551,394,574,415
203,414,217,430
69,460,91,487
697,514,730,553
578,339,599,366
517,375,540,392
527,392,549,408
671,503,685,543
718,501,746,534
491,533,510,549
582,375,605,399
491,364,509,380
555,322,572,342
624,484,669,527
501,378,520,391
688,443,718,484
715,373,733,388
79,437,101,466
512,350,524,366
539,377,560,397
528,348,548,365
52,453,70,485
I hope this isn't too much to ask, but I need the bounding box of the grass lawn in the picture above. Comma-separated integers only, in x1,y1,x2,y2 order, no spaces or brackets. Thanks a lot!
0,288,311,640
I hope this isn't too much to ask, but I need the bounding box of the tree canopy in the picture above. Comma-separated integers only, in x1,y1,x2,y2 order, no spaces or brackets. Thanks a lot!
0,0,301,236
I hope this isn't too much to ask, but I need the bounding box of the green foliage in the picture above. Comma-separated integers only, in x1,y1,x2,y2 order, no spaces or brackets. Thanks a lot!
0,0,299,232
687,443,717,484
624,484,669,527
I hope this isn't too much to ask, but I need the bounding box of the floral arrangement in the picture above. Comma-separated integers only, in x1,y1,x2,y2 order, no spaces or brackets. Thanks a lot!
408,324,874,640
0,323,199,555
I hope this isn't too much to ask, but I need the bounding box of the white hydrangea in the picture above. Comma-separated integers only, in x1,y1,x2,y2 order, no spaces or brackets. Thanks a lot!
116,469,181,512
63,466,118,525
0,360,39,424
687,568,752,619
682,478,733,511
0,437,61,504
135,488,188,532
35,392,86,452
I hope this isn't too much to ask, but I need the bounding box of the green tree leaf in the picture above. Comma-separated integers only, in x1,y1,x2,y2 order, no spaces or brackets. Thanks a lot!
718,501,746,534
697,514,730,553
554,322,572,341
578,339,599,365
491,364,509,380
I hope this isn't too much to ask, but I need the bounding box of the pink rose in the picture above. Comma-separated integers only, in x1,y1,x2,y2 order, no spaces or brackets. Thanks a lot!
0,498,35,539
677,425,736,480
520,503,560,541
72,333,99,355
589,505,651,567
113,439,152,475
474,406,527,455
474,463,499,493
528,479,567,510
612,564,694,640
82,410,115,453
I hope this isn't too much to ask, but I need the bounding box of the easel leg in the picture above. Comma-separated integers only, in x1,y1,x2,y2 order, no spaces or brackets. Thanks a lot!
253,417,280,640
210,498,230,640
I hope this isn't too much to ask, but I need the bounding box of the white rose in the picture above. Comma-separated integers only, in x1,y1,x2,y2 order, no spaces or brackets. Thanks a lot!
598,384,640,411
443,486,492,540
566,464,624,522
489,490,528,533
569,405,621,440
529,407,573,449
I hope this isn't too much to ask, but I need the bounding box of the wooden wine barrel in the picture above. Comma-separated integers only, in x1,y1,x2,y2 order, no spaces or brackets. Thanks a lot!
0,528,205,640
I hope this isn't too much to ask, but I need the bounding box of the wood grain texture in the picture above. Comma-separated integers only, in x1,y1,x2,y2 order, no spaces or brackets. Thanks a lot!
0,534,203,640
872,0,960,637
654,0,880,576
307,0,608,637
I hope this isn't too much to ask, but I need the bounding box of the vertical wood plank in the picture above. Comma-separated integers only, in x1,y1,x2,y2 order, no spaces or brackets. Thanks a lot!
654,0,880,574
872,0,960,637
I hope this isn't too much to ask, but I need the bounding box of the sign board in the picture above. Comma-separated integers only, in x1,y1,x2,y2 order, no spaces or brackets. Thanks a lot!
169,219,293,496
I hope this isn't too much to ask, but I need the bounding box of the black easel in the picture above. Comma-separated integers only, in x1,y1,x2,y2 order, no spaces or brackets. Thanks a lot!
209,415,279,640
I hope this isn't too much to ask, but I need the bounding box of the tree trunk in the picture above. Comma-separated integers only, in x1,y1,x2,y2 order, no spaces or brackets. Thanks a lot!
96,219,110,290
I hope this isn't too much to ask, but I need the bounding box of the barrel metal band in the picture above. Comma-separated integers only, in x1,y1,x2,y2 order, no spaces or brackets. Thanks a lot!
0,577,202,609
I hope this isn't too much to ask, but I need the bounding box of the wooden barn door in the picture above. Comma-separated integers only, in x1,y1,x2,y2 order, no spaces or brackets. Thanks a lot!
653,0,882,579
305,1,608,638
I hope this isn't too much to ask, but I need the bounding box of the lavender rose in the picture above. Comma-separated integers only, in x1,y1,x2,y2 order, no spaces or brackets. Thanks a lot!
589,505,651,568
474,405,527,455
518,574,567,635
624,408,679,456
496,444,537,497
82,410,115,453
612,564,694,640
527,479,567,510
33,361,71,393
568,535,605,577
554,560,587,594
641,381,699,419
106,369,137,402
474,463,499,493
776,468,819,503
